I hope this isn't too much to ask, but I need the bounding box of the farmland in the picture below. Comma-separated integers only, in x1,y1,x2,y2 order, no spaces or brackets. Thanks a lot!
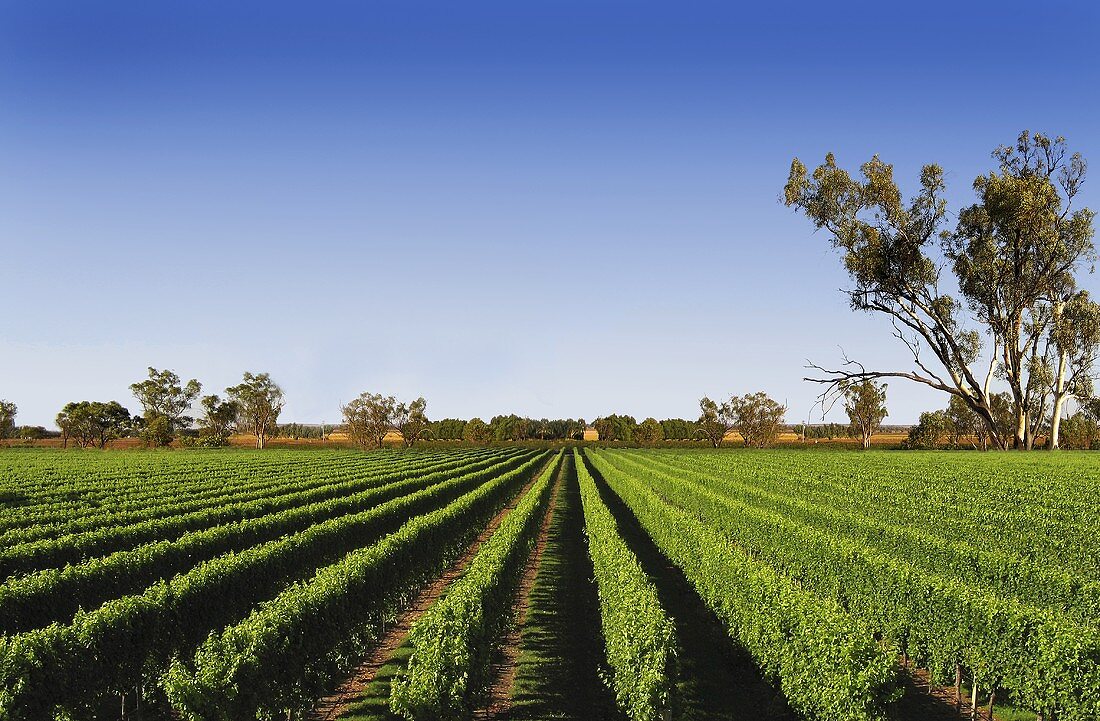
1,447,1098,721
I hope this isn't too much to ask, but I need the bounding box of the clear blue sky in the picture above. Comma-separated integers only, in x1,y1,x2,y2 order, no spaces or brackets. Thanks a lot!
2,1,1098,427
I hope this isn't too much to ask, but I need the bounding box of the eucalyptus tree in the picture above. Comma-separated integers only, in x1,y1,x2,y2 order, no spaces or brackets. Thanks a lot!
1046,291,1100,448
0,400,15,440
129,367,202,444
592,414,636,443
730,392,786,448
394,397,430,447
785,131,1095,449
462,417,491,445
198,394,239,446
55,401,134,448
696,397,735,448
226,372,284,449
842,380,888,449
341,392,396,448
634,417,664,446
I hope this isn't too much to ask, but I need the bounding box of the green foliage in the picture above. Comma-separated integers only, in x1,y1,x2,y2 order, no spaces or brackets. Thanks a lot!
55,400,134,448
431,418,467,441
462,417,492,444
843,380,888,448
199,395,238,445
1058,412,1100,449
729,392,786,448
0,450,523,632
226,372,284,449
389,453,560,719
343,392,398,448
342,393,429,447
658,418,696,440
903,411,947,449
130,367,202,443
0,399,16,439
489,414,530,441
592,414,636,443
633,418,664,446
139,414,173,447
15,426,47,440
696,397,734,447
575,450,676,721
395,397,430,447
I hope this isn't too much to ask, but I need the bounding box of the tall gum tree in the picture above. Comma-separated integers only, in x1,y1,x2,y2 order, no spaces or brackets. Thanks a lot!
785,131,1096,449
226,372,284,449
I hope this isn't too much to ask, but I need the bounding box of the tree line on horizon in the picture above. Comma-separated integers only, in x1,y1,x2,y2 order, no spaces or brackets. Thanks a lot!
4,371,1099,449
0,378,798,450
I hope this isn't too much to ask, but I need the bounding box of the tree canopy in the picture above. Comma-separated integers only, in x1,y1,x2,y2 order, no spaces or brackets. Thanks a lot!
786,131,1097,450
842,380,888,449
0,400,15,440
226,373,284,449
56,401,134,449
129,367,202,444
696,397,735,448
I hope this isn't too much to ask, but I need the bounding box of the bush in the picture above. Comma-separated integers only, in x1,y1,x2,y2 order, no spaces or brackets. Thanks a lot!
140,415,173,447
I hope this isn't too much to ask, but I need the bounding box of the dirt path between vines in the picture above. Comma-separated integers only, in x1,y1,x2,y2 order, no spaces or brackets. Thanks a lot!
310,458,554,721
898,663,1001,721
473,460,563,721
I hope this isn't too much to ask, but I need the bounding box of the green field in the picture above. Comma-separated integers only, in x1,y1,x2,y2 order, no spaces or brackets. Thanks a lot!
0,447,1097,721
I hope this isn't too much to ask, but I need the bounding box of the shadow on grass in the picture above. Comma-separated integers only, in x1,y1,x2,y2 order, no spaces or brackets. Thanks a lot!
581,452,797,721
335,643,413,721
508,453,623,721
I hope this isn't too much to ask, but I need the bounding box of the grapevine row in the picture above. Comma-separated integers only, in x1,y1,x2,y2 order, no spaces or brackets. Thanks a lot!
163,452,553,720
574,449,676,721
583,450,899,721
389,451,562,719
0,450,528,632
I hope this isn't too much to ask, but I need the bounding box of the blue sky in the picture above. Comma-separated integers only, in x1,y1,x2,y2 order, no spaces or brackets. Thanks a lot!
2,1,1099,427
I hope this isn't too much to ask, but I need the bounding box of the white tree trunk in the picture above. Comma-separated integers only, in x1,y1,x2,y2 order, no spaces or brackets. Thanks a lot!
1049,350,1070,450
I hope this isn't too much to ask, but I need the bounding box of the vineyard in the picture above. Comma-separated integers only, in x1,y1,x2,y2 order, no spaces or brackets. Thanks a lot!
0,447,1097,721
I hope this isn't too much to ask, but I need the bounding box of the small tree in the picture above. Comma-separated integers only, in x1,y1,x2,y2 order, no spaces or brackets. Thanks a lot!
904,411,947,450
199,394,239,446
56,401,134,449
343,392,397,448
943,395,978,448
842,381,888,449
489,415,532,441
634,417,664,446
226,373,284,449
0,400,16,440
17,426,47,440
130,367,202,445
463,417,492,445
1058,410,1100,449
394,397,430,447
731,392,787,448
140,415,173,447
660,418,697,440
592,415,636,443
697,397,735,448
1047,291,1100,448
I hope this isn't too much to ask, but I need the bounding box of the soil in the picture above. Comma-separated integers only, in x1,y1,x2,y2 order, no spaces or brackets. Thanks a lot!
473,459,563,720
